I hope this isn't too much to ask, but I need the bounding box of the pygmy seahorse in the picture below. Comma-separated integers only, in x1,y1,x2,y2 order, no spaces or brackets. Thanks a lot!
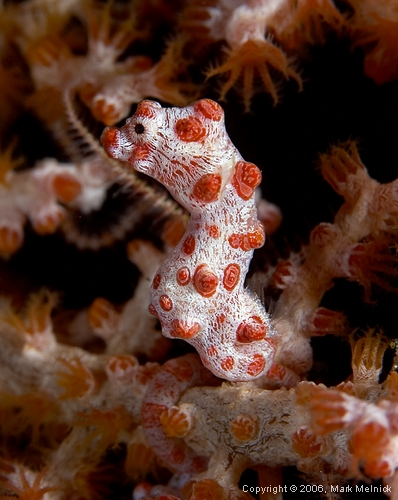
101,98,289,383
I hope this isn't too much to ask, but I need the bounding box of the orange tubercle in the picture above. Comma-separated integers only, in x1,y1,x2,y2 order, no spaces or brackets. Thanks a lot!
241,225,265,250
153,273,161,289
247,354,266,377
171,319,200,339
193,264,218,297
159,294,173,311
267,364,289,384
194,99,224,121
100,127,119,156
175,116,207,143
231,160,262,201
182,234,195,255
221,356,235,371
236,316,267,343
191,173,222,204
223,263,241,291
176,267,191,286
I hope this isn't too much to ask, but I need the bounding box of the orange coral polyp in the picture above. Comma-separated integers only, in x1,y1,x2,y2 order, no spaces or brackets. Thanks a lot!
207,39,302,111
25,36,70,67
2,464,56,500
292,428,323,458
88,297,119,331
309,307,346,336
56,358,95,400
26,293,55,334
160,406,191,437
33,210,64,235
91,98,119,126
229,414,258,442
52,173,82,203
190,479,226,500
0,226,22,256
106,355,138,381
363,458,394,479
351,421,389,458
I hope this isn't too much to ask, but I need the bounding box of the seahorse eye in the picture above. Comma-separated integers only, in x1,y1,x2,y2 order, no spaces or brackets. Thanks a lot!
134,123,145,134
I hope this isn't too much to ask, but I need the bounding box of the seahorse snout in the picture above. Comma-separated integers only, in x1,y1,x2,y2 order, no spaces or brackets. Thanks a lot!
101,126,136,163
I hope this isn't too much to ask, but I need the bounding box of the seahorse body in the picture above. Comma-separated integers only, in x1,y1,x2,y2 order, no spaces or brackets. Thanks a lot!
101,98,276,381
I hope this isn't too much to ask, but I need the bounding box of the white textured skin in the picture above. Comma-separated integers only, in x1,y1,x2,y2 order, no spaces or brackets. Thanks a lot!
102,99,276,381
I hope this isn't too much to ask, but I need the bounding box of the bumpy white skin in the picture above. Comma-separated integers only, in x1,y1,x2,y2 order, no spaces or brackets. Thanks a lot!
101,99,276,381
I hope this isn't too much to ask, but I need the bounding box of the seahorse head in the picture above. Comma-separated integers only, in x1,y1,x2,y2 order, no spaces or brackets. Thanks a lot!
101,99,237,211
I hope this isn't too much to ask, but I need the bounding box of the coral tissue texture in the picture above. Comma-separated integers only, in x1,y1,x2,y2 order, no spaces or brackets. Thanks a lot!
0,0,398,499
